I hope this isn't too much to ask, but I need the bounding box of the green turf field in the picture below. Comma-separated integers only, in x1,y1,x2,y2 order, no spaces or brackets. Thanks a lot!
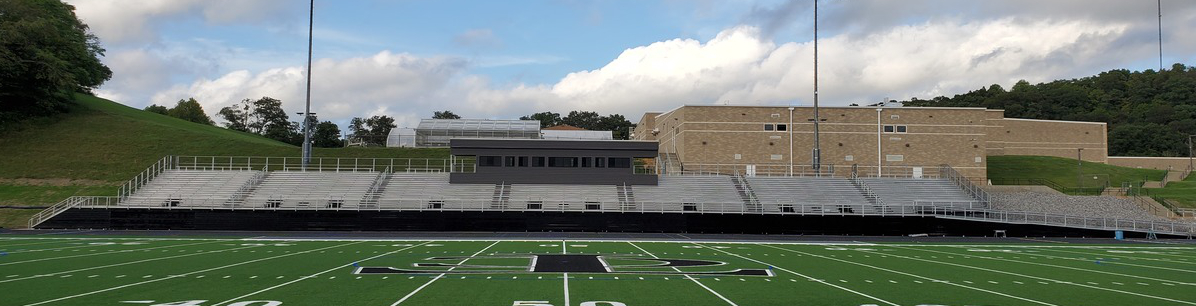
1,236,1194,306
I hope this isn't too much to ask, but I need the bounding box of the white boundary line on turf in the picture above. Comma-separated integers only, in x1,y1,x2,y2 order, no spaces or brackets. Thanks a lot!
4,241,159,254
389,241,502,306
21,241,364,306
698,243,901,306
864,247,1196,305
0,239,89,248
209,242,432,306
760,244,1059,306
915,246,1196,285
1029,247,1196,266
628,242,738,306
0,244,264,284
0,240,226,266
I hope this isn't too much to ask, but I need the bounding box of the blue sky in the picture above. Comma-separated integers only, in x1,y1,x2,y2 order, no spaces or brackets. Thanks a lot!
68,0,1196,128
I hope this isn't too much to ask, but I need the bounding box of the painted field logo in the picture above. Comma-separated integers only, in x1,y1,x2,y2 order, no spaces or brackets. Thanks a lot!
355,254,772,277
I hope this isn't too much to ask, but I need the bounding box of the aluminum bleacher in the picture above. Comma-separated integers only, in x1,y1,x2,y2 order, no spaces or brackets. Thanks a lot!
633,176,744,212
243,170,379,209
861,177,979,206
508,184,619,210
119,170,259,207
378,172,496,210
747,177,870,213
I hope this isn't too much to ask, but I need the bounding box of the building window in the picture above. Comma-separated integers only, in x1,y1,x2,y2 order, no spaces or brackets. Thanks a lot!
504,156,516,167
883,125,907,133
776,124,788,131
548,157,578,167
479,156,502,167
532,157,546,167
883,125,895,133
896,125,907,133
609,158,632,168
764,124,775,131
581,157,592,167
886,155,904,162
595,157,606,168
518,156,529,167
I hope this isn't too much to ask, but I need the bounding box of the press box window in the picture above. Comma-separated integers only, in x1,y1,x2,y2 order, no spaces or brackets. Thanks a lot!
532,157,546,167
549,157,578,167
517,156,529,167
479,156,502,167
595,157,607,168
581,157,592,167
608,158,632,168
503,156,516,167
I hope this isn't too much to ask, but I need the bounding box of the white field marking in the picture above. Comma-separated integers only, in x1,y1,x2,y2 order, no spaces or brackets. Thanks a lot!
4,242,150,254
860,248,1196,305
916,246,1196,285
763,245,1059,306
0,240,225,266
389,241,502,306
243,238,879,246
698,244,899,306
0,239,90,248
628,242,738,306
21,242,362,306
0,244,264,284
209,242,431,306
562,240,569,306
1033,247,1196,266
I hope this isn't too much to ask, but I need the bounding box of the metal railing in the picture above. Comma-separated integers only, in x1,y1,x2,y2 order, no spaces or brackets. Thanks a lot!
117,156,174,200
670,163,950,178
34,196,1195,236
989,178,1109,195
173,155,474,173
940,164,989,206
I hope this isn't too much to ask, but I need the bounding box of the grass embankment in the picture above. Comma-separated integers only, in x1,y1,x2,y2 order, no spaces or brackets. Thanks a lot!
987,155,1166,192
0,94,447,228
1147,174,1196,208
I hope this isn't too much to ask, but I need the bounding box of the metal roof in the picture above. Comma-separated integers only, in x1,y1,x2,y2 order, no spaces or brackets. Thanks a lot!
416,119,541,132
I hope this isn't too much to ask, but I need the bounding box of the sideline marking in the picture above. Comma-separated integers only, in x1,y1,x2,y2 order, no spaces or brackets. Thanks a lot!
629,242,738,306
0,244,263,284
0,240,225,266
0,239,88,248
761,244,1057,306
389,241,502,305
1033,247,1196,267
863,248,1196,305
21,242,363,306
209,242,431,306
920,247,1196,285
4,241,152,254
698,244,899,306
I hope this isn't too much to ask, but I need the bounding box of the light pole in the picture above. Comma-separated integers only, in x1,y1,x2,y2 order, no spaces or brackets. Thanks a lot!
301,0,315,169
1188,134,1194,172
1077,148,1084,190
811,0,822,175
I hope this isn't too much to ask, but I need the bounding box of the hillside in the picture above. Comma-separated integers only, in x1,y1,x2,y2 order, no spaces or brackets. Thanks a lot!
987,155,1166,193
0,94,447,228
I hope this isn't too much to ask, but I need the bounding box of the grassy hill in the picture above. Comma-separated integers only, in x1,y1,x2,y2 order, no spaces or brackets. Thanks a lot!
0,94,447,228
1146,175,1196,208
987,155,1166,192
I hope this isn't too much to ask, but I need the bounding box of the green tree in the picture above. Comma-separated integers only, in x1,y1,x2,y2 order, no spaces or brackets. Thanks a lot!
432,110,460,119
0,0,112,121
596,114,635,140
520,112,562,128
166,98,213,125
561,111,601,129
348,115,396,146
312,121,343,147
144,104,168,115
214,96,291,143
217,101,251,133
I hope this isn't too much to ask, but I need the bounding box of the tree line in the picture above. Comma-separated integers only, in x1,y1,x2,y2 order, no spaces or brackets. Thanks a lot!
901,63,1196,157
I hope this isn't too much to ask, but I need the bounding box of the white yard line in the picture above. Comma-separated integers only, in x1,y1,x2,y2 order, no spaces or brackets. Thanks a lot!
0,240,224,266
760,244,1058,306
911,246,1196,284
209,242,431,306
389,241,502,306
1031,247,1196,266
0,244,264,284
4,242,153,254
628,242,738,306
863,248,1196,305
21,242,363,306
697,244,900,306
0,239,87,248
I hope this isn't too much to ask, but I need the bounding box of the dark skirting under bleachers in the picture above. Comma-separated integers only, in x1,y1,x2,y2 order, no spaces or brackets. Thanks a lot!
35,208,1165,238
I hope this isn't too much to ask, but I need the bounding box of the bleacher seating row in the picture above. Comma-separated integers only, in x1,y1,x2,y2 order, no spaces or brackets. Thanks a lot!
119,170,984,212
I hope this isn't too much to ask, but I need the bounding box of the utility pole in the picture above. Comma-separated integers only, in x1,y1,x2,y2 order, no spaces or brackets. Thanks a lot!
1188,135,1193,172
1158,0,1164,71
301,0,315,169
812,0,822,175
1077,148,1084,190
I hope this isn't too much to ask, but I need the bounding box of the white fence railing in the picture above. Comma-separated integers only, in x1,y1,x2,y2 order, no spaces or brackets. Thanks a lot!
172,155,474,173
33,196,1196,236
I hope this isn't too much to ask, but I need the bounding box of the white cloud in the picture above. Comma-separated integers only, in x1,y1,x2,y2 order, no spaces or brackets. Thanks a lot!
67,0,291,44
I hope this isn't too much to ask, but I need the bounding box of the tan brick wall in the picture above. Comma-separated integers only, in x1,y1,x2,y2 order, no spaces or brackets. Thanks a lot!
649,105,990,181
1107,156,1194,171
986,117,1107,162
632,113,659,141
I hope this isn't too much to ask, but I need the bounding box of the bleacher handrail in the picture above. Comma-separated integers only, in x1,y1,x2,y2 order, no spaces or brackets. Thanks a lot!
38,195,1195,235
117,156,174,201
939,164,990,207
171,155,470,173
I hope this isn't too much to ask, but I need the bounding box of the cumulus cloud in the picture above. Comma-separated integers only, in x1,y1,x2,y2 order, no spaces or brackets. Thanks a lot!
67,0,292,44
144,14,1180,128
